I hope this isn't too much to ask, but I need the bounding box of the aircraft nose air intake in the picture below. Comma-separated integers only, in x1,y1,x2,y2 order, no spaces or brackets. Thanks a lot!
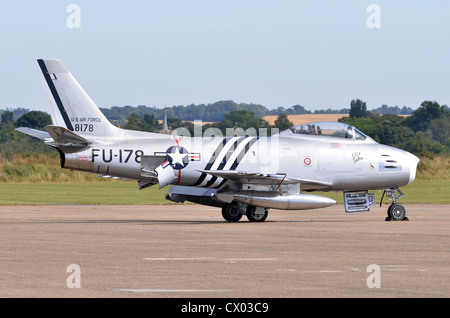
406,152,420,185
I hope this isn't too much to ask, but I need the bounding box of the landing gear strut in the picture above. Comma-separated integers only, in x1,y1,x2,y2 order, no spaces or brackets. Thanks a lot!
381,188,409,221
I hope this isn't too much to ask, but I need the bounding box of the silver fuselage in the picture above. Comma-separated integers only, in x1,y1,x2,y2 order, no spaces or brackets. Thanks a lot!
62,130,418,192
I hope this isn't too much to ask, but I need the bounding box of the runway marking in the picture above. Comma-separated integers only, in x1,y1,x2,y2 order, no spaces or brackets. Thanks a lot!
144,258,208,261
320,270,343,273
381,265,427,272
108,288,231,293
227,258,275,261
344,266,361,272
145,257,276,262
316,265,427,273
383,265,407,267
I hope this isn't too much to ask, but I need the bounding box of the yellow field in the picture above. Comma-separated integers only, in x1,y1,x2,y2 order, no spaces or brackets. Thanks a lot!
183,114,348,126
263,114,348,126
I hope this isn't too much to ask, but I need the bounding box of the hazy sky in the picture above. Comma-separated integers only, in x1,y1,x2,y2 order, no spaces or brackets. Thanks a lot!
1,0,449,112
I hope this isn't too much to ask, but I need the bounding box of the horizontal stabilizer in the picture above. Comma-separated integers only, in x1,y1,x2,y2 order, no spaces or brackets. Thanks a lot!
15,127,50,140
44,125,91,147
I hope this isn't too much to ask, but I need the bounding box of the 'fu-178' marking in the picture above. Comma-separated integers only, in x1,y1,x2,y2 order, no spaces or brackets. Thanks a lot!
91,149,144,163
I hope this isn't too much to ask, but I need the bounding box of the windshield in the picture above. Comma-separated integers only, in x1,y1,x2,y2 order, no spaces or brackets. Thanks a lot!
289,121,368,140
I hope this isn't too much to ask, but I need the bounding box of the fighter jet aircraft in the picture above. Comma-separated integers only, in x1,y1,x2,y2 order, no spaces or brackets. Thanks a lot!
17,59,419,222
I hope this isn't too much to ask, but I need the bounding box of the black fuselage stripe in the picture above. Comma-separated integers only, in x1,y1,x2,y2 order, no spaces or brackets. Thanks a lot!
204,176,218,188
204,138,244,188
214,178,227,189
216,137,244,170
191,137,227,186
37,59,73,131
214,137,258,189
192,136,258,188
205,138,228,170
229,137,257,170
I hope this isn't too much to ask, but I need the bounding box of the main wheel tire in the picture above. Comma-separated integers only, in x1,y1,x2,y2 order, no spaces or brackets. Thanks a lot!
221,203,243,222
246,205,268,222
387,203,406,221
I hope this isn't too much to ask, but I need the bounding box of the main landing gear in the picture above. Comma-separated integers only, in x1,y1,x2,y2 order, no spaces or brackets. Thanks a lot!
221,202,268,222
381,188,409,221
221,202,243,222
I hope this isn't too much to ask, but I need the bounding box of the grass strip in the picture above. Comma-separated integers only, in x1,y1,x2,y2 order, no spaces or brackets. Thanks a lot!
0,180,447,205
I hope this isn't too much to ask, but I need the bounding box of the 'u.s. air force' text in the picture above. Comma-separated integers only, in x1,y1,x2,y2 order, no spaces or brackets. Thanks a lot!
91,149,144,163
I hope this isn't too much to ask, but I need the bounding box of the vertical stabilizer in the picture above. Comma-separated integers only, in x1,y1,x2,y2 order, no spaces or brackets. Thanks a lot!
37,58,118,137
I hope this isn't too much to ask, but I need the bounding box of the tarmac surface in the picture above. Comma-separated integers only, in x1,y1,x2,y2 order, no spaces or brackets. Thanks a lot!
0,204,449,298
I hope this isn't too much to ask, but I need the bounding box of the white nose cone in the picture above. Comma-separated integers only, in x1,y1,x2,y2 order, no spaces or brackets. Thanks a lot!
406,152,420,185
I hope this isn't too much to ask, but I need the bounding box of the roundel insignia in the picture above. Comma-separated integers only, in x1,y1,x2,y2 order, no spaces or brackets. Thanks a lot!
166,146,190,170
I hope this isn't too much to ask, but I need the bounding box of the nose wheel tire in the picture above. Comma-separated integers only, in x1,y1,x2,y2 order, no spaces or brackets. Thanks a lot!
386,203,408,221
222,203,243,222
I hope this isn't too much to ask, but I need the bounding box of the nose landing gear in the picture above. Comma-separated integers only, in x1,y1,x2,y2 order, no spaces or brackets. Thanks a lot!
381,188,409,221
387,203,407,221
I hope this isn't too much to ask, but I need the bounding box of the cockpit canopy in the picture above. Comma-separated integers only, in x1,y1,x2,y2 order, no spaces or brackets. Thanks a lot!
283,121,370,141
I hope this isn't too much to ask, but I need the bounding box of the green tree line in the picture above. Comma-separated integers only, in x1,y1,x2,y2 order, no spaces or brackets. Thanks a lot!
0,110,55,159
0,100,448,159
340,99,449,157
97,100,424,126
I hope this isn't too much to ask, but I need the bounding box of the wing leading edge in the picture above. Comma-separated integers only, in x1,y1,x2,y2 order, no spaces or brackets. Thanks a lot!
198,169,333,189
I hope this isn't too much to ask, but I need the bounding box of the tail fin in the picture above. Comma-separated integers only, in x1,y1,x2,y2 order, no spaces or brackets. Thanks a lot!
37,58,118,137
